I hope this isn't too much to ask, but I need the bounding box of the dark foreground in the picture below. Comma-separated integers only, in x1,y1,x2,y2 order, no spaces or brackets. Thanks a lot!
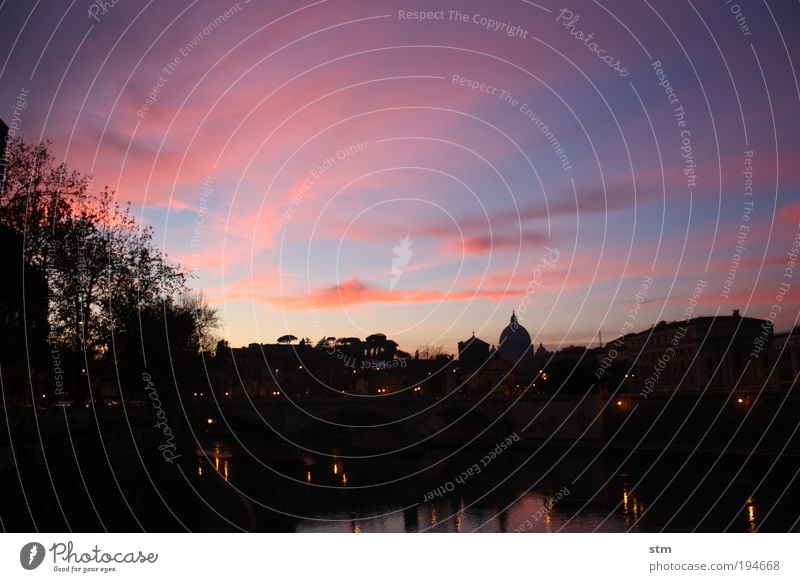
1,402,798,532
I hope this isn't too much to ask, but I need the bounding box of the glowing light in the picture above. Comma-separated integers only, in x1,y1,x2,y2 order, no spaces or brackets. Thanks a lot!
333,463,338,475
223,459,229,481
207,418,214,425
342,473,348,486
746,499,756,532
306,470,311,483
617,400,623,406
737,398,744,404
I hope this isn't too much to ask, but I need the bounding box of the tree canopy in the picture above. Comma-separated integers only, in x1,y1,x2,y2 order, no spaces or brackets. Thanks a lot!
0,137,217,403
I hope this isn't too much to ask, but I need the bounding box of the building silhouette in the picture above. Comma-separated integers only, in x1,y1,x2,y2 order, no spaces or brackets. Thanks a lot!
211,333,455,399
498,311,534,363
1,117,8,190
612,309,774,395
772,327,800,392
457,332,490,373
0,226,50,406
201,308,796,402
456,313,539,396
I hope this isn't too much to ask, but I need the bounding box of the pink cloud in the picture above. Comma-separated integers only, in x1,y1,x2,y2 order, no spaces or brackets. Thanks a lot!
446,233,549,255
238,278,516,310
778,201,800,225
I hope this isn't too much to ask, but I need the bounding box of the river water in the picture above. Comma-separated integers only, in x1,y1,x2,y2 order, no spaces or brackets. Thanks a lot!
190,438,800,533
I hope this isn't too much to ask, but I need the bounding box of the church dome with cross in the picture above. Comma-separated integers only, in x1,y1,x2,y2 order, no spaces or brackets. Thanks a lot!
498,311,533,363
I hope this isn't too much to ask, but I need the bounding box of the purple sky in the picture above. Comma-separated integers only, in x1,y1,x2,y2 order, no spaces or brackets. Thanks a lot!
2,0,799,353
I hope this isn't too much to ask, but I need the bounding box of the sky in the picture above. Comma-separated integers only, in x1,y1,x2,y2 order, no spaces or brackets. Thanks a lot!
2,0,799,354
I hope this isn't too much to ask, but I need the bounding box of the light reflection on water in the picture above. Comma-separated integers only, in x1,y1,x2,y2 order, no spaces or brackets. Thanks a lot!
191,441,773,532
289,450,633,531
746,499,757,533
197,441,233,482
294,492,632,533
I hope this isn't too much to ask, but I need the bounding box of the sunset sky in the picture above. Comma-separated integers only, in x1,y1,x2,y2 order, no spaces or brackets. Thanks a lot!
2,0,799,353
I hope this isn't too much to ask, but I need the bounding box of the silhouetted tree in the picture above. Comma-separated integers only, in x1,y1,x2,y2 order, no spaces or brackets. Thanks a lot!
315,337,336,349
0,137,85,263
179,292,220,354
416,345,447,360
0,137,205,403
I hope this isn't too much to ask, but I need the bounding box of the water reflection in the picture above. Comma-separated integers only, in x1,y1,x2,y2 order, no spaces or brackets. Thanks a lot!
284,490,632,533
196,441,233,482
746,498,757,532
188,441,791,532
620,485,645,527
622,489,629,528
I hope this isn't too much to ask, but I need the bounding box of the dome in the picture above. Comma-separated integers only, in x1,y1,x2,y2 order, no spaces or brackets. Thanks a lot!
498,312,533,363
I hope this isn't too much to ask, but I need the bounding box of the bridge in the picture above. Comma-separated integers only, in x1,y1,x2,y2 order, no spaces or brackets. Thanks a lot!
191,394,607,449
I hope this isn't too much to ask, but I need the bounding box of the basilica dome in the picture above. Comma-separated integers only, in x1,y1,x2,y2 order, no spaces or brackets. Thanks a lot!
498,312,533,363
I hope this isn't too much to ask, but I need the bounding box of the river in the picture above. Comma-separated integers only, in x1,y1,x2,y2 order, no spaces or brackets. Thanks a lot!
189,438,800,532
